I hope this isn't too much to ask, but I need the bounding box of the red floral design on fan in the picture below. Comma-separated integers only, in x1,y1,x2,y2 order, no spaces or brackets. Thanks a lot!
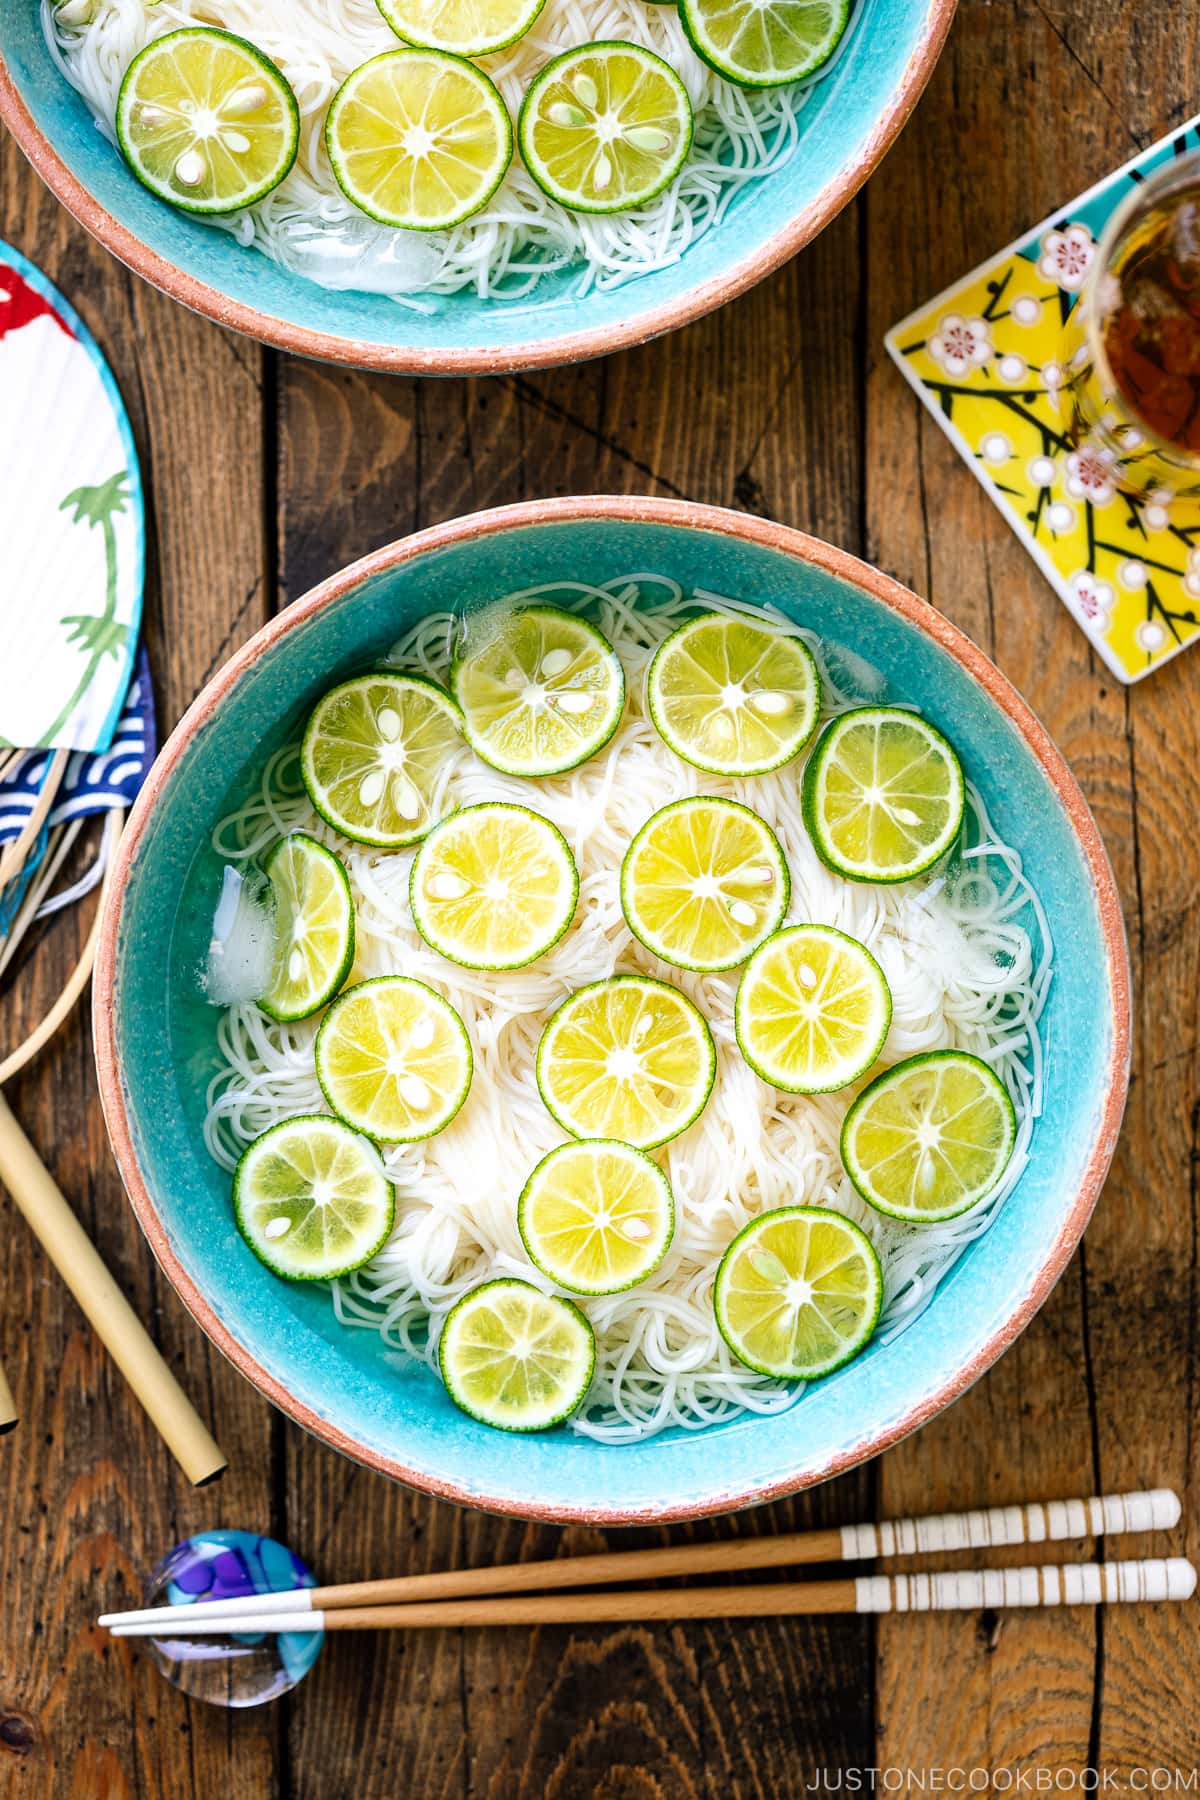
0,264,74,341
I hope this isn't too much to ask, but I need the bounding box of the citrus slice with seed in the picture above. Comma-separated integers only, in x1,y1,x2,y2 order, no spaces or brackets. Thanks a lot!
647,613,821,776
536,974,715,1150
714,1206,882,1379
734,924,891,1093
438,1278,595,1430
621,796,790,973
315,976,472,1142
801,707,965,884
301,673,463,850
410,802,578,970
518,42,693,215
326,49,512,231
259,834,355,1023
680,0,851,87
234,1115,394,1281
116,28,300,216
841,1050,1017,1224
376,0,547,56
518,1140,674,1295
450,604,625,776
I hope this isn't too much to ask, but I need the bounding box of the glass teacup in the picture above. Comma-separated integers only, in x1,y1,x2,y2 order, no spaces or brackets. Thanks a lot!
1060,150,1200,502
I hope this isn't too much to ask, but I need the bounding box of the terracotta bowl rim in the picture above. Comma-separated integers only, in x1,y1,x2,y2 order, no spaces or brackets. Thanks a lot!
93,495,1131,1522
0,0,956,374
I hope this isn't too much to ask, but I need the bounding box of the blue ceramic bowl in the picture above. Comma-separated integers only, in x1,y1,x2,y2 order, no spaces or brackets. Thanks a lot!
94,499,1130,1522
1,0,954,373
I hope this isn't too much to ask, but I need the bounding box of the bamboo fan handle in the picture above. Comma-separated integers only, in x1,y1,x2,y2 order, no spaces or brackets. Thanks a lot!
0,809,123,1088
0,1357,16,1434
0,1093,226,1485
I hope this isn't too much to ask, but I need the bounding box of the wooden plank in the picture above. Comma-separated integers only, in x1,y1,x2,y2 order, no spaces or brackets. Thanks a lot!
0,140,277,1799
277,201,876,1792
866,0,1196,1779
6,0,1198,1784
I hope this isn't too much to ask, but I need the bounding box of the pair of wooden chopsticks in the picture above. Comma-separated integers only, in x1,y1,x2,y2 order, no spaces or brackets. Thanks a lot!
100,1488,1193,1637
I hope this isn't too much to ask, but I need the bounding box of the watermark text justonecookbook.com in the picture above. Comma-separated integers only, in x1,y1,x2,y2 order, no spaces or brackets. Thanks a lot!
802,1769,1200,1792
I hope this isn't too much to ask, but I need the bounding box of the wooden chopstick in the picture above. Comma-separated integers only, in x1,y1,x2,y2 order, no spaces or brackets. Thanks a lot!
99,1489,1181,1630
105,1557,1198,1635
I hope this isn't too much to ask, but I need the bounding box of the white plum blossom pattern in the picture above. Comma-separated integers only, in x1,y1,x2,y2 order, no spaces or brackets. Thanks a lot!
1038,224,1095,291
927,312,991,377
891,162,1200,680
1065,443,1118,507
1066,570,1115,627
1185,547,1200,601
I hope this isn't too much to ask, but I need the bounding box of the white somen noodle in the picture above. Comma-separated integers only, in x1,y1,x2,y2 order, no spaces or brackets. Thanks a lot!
43,0,850,306
201,578,1051,1443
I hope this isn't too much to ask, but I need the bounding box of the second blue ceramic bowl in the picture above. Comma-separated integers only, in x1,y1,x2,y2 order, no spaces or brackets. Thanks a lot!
94,498,1130,1522
1,0,954,372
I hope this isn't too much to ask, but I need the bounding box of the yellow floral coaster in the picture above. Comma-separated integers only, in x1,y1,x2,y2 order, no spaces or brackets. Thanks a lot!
886,118,1200,683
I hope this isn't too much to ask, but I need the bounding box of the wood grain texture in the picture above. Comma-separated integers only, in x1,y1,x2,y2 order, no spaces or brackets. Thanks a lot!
275,240,876,1789
866,0,1198,1781
0,136,277,1800
3,0,1197,1790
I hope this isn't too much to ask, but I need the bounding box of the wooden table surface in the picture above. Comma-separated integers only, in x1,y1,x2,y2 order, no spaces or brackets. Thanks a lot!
3,1,1198,1793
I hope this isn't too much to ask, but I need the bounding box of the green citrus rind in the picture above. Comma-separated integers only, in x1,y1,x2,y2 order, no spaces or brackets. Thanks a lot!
375,0,547,56
438,1277,596,1430
315,975,473,1143
679,0,852,89
258,833,356,1023
450,604,626,777
536,973,716,1151
325,48,512,231
840,1049,1018,1224
518,42,694,216
518,1139,675,1296
646,612,821,776
301,671,464,850
801,706,966,885
714,1204,883,1379
734,923,891,1094
620,795,790,973
409,802,579,971
233,1114,395,1282
116,28,300,216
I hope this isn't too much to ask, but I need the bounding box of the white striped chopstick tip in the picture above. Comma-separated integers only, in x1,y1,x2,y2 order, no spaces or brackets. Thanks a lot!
837,1487,1181,1561
852,1557,1196,1615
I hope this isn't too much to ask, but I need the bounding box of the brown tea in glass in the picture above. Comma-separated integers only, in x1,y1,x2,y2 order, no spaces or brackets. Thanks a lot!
1061,151,1200,499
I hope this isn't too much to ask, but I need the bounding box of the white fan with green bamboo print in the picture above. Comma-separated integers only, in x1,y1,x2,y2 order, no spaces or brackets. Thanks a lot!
0,241,224,1483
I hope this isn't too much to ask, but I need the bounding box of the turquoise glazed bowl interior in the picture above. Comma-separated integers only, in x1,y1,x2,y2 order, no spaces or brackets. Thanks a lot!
94,499,1130,1523
1,0,954,372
